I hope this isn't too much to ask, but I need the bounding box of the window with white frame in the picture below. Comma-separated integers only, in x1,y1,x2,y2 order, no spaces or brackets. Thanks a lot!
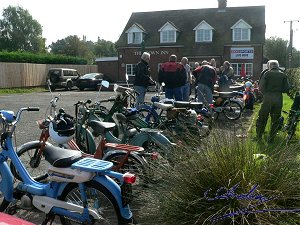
194,21,214,42
231,19,252,41
231,63,253,77
159,22,178,43
128,32,142,44
126,64,136,76
126,24,144,44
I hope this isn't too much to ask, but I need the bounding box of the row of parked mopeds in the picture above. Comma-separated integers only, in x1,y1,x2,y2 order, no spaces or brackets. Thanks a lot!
0,78,253,224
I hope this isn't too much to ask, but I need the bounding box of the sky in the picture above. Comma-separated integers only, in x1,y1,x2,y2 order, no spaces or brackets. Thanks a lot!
1,0,300,50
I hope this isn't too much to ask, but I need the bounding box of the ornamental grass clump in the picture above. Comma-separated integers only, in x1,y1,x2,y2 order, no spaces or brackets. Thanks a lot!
137,131,300,225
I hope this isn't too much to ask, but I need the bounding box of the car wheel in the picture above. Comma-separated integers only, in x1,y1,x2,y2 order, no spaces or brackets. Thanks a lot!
50,74,59,83
65,82,72,91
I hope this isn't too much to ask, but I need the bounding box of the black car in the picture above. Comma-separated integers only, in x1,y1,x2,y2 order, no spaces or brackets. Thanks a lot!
76,73,103,91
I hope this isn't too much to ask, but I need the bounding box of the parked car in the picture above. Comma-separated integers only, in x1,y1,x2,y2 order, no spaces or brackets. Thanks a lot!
0,212,35,225
47,68,81,91
76,72,104,91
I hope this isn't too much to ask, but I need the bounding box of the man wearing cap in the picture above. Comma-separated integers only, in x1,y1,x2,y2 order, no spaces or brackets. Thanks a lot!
255,60,290,143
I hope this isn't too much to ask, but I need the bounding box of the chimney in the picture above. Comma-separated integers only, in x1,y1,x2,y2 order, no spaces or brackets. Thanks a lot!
218,0,227,9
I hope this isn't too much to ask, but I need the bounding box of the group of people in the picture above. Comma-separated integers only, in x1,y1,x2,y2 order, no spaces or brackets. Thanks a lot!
133,52,235,106
133,52,292,143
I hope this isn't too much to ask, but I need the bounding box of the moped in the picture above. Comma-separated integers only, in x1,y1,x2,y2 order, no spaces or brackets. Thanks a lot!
0,107,136,224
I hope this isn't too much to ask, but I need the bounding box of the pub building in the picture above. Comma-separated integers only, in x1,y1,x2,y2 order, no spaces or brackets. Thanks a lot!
96,0,265,84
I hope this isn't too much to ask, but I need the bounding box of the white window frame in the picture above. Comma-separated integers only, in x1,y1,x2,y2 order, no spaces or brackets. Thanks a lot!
128,32,143,44
231,19,252,42
159,22,178,43
231,63,253,77
194,21,214,43
126,64,136,76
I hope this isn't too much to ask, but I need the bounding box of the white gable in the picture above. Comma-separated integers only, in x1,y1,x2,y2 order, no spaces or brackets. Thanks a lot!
231,19,252,29
158,22,178,32
125,24,144,33
193,20,215,30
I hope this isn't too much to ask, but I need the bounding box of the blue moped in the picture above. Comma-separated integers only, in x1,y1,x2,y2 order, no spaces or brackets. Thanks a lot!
0,107,135,224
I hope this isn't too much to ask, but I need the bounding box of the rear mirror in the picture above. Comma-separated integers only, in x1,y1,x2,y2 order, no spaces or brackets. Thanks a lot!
125,74,129,81
161,82,165,87
101,80,109,88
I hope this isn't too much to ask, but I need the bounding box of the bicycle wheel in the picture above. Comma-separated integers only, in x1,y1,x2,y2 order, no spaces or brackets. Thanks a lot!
10,141,49,181
59,181,128,225
286,120,297,141
222,101,242,120
104,153,147,185
138,108,159,125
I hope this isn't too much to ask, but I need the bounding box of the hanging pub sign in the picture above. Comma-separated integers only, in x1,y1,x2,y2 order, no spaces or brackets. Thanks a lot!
231,47,254,59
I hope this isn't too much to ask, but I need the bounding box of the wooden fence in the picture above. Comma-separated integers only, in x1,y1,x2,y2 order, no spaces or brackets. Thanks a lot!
0,63,98,88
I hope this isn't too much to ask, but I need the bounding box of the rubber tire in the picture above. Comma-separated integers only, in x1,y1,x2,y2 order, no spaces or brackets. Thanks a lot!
79,87,84,91
222,101,242,120
59,181,130,225
286,119,297,141
104,153,147,184
138,108,159,125
10,141,49,182
50,74,59,83
65,82,72,91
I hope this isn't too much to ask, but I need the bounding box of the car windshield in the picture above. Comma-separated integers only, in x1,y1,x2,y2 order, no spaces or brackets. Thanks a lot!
81,73,99,79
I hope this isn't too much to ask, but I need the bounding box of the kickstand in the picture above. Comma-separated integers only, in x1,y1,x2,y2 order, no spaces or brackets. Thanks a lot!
41,213,56,225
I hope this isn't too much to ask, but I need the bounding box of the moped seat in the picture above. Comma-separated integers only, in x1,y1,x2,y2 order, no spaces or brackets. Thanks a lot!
214,92,235,98
153,102,174,111
90,120,116,137
44,145,82,168
173,101,203,109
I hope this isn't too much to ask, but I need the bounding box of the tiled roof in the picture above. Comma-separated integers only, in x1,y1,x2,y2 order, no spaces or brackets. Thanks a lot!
116,6,265,56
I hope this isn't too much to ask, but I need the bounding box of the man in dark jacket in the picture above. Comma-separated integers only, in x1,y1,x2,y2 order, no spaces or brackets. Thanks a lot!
192,60,217,104
158,54,186,101
134,52,155,106
255,60,290,143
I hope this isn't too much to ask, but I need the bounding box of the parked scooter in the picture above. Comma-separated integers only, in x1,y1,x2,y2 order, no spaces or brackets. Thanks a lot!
0,108,136,224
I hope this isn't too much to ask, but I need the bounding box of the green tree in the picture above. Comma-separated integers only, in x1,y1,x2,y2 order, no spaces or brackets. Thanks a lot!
94,38,117,57
49,35,95,64
0,6,45,53
264,37,288,68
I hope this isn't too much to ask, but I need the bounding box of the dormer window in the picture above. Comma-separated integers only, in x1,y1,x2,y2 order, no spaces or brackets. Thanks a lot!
231,19,252,41
193,20,214,42
125,23,145,44
158,22,178,43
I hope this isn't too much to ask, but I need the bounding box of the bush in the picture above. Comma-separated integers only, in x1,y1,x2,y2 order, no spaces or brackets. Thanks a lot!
136,132,300,225
286,68,300,98
0,51,87,64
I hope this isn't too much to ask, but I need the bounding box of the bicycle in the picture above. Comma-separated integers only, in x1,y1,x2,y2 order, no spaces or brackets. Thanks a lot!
0,107,136,224
282,109,300,141
10,85,148,184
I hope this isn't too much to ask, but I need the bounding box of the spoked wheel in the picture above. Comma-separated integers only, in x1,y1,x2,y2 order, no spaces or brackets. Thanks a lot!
285,121,297,142
10,141,49,181
104,153,147,185
60,181,128,225
222,101,242,120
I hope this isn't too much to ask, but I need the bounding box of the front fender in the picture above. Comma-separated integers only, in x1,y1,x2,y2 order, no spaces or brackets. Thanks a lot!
129,130,175,150
0,161,14,202
93,175,132,220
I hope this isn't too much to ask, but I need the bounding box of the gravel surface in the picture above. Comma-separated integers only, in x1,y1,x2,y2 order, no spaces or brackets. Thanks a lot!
0,89,253,224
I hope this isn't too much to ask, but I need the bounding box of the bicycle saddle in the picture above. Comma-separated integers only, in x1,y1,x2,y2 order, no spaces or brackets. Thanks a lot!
173,101,203,109
90,120,116,137
153,102,174,111
44,145,82,168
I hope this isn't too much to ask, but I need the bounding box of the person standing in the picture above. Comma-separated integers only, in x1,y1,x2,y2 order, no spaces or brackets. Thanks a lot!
192,60,217,104
222,61,234,82
133,52,155,106
158,54,186,101
181,57,192,101
255,60,290,143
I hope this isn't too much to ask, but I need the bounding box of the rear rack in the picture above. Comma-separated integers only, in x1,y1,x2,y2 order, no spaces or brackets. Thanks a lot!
71,158,113,172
